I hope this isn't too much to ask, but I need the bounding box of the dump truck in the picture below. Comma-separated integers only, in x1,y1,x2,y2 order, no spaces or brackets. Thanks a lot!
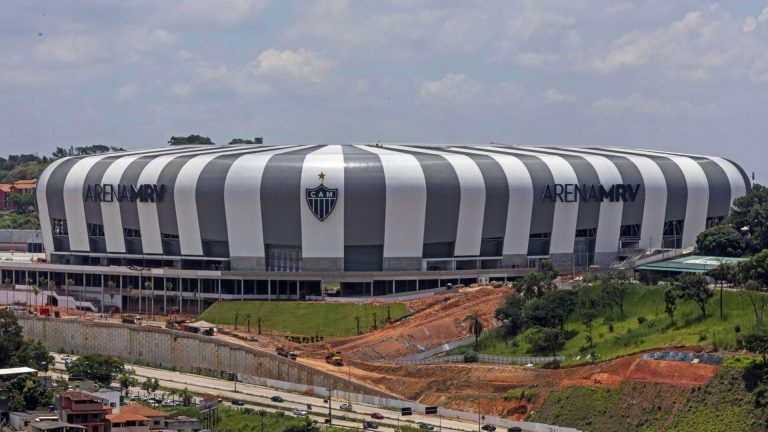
325,345,344,366
276,345,298,360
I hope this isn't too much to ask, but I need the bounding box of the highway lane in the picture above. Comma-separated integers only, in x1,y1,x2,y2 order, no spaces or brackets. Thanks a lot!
52,354,490,431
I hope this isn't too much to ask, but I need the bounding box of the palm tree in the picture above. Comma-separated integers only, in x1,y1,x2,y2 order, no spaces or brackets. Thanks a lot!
47,280,57,306
464,310,484,350
118,372,138,397
65,278,74,313
3,278,13,306
165,282,175,315
126,284,134,313
106,280,118,315
26,278,33,308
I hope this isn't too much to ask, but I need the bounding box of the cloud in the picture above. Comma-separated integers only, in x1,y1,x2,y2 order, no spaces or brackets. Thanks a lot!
170,0,271,26
250,49,335,83
116,84,139,101
420,73,481,101
543,88,575,104
743,6,768,32
592,93,694,116
36,35,101,63
506,8,574,38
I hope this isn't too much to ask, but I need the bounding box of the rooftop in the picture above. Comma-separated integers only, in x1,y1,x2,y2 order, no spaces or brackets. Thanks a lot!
120,404,169,418
636,255,747,273
107,413,150,423
0,366,37,376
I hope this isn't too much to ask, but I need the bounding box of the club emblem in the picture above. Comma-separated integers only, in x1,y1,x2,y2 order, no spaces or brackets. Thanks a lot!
305,171,337,221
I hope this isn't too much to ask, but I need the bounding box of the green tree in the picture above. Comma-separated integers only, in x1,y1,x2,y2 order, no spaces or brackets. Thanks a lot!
118,372,138,396
676,273,713,319
524,327,565,356
5,375,52,411
742,328,768,363
0,309,24,367
11,339,54,371
66,354,125,386
523,290,576,330
464,310,484,349
745,280,768,326
168,135,214,146
664,287,678,325
601,281,629,319
582,309,599,349
9,189,36,213
695,225,745,257
727,183,768,253
494,294,525,337
738,249,768,287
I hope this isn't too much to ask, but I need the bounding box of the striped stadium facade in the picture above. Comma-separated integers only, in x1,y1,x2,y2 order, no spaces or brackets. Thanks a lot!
20,143,749,303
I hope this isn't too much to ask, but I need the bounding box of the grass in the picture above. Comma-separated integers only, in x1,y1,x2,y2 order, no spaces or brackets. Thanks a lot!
199,300,408,338
448,284,768,365
529,366,768,432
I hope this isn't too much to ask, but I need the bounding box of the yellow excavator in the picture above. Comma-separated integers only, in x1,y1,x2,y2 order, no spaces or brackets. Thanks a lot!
325,344,344,366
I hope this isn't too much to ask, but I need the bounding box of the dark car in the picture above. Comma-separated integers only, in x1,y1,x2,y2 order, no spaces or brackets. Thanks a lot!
418,422,435,430
270,396,284,403
370,412,384,420
507,428,522,432
362,420,379,430
481,426,497,431
231,399,245,406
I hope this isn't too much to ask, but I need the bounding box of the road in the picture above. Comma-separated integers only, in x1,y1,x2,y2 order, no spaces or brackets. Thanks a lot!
52,354,501,432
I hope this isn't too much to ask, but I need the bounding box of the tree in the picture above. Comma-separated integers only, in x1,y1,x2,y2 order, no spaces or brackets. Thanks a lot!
179,387,193,406
66,354,125,386
228,137,262,145
742,328,768,363
107,280,118,314
0,309,24,367
738,249,768,288
664,287,678,325
516,261,558,298
168,135,214,146
601,281,629,319
5,375,52,411
695,225,745,257
524,327,565,356
676,273,713,319
9,189,36,213
140,378,153,396
494,294,525,338
582,309,599,348
464,310,484,349
65,278,74,312
144,281,154,318
727,183,768,253
11,339,54,371
118,372,138,396
745,280,768,326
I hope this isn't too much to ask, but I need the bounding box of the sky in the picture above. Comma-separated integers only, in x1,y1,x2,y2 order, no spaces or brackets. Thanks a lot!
1,0,767,182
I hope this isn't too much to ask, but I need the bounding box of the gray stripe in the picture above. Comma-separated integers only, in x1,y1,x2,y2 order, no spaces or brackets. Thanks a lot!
196,146,300,246
261,146,323,247
45,158,82,220
597,148,687,222
341,145,386,246
723,158,751,192
564,148,645,226
384,147,461,249
439,148,509,239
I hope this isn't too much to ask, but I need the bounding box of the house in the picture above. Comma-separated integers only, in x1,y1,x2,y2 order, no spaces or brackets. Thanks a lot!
56,391,110,432
7,410,59,430
164,415,202,432
107,412,150,432
119,404,168,430
30,420,87,432
0,179,36,212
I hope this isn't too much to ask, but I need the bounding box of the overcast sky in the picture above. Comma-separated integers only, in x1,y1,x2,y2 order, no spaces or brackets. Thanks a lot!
1,1,767,181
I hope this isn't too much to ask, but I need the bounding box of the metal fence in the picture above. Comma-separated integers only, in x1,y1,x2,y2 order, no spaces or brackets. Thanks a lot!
395,354,564,366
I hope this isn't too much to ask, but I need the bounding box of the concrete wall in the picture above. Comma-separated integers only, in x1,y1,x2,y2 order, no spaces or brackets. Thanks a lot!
17,317,391,398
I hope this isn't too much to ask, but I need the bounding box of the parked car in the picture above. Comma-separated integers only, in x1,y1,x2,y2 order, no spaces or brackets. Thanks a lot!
370,412,384,420
130,395,142,401
161,400,175,407
231,399,245,406
418,422,435,430
270,396,284,403
362,420,379,430
507,428,523,432
291,408,308,416
481,425,497,431
339,403,353,411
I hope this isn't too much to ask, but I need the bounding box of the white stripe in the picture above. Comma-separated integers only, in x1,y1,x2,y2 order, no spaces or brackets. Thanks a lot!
137,146,279,254
519,146,624,255
568,148,667,249
36,157,71,257
62,155,112,251
448,147,533,256
611,148,708,248
99,154,152,252
479,146,579,255
300,145,345,258
357,145,427,258
175,146,284,256
224,146,307,258
388,145,486,256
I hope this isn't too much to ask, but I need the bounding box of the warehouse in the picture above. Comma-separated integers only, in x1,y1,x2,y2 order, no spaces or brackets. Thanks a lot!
6,143,749,307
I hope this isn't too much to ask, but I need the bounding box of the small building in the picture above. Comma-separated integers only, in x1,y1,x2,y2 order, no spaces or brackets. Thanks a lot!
164,415,202,432
56,391,110,432
8,411,59,430
79,387,123,414
0,367,38,383
30,420,87,432
0,179,36,212
636,255,747,278
120,404,168,430
107,412,150,432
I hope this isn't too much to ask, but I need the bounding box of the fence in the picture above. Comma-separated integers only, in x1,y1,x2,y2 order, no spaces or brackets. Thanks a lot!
395,354,564,366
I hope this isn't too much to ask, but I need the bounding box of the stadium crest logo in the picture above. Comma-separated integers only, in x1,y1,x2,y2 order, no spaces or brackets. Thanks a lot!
306,171,337,221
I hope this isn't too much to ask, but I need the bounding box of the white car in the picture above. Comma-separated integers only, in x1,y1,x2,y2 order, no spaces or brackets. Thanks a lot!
340,403,353,411
291,408,308,416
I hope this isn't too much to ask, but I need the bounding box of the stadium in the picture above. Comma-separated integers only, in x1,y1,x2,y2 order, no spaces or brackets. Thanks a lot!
0,144,751,309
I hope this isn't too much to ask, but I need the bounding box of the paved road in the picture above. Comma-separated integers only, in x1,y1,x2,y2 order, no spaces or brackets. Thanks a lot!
52,354,498,432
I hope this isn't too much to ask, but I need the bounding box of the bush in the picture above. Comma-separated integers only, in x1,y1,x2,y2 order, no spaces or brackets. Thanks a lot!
541,359,561,369
637,315,647,325
502,389,537,402
608,323,614,333
463,351,479,363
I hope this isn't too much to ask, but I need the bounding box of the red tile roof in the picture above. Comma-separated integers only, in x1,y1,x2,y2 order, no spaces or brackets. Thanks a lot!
120,404,169,418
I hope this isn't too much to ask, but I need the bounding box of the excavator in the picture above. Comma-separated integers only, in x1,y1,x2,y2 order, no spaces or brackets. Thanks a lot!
325,344,344,366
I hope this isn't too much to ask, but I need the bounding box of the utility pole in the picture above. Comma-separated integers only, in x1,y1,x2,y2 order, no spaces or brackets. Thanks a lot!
327,385,332,426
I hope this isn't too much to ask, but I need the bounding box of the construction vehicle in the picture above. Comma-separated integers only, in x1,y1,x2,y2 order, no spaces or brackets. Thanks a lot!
276,345,298,360
325,344,344,366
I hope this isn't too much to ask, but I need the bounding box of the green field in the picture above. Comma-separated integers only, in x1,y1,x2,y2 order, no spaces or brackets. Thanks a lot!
529,366,768,432
449,284,768,364
199,301,408,338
